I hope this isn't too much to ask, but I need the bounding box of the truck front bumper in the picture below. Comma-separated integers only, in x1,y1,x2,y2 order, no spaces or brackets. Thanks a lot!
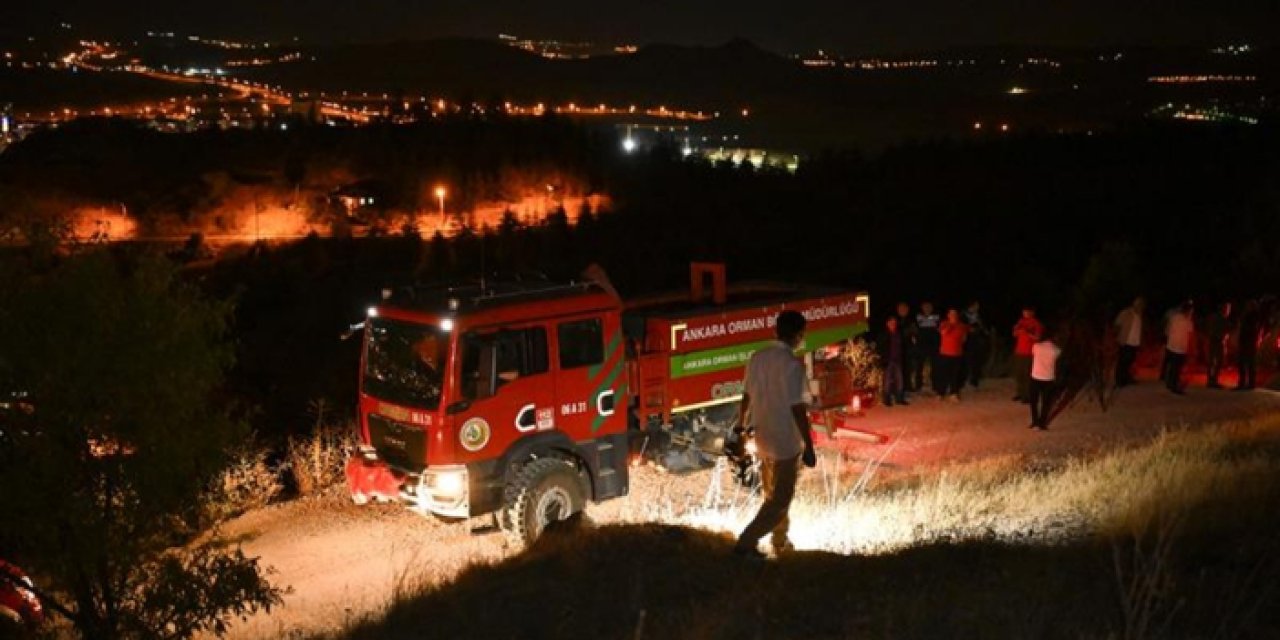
348,447,507,519
400,464,470,518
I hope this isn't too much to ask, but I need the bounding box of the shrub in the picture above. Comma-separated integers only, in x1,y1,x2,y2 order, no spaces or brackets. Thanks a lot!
841,336,882,394
201,442,284,527
287,400,359,497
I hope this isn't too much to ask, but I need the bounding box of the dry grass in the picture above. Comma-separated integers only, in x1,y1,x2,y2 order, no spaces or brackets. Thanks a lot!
286,426,356,498
286,400,361,499
328,412,1280,639
203,400,358,529
636,415,1280,560
201,442,284,527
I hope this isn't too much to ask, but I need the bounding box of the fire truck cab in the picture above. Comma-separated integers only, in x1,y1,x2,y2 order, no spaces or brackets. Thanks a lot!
352,280,631,543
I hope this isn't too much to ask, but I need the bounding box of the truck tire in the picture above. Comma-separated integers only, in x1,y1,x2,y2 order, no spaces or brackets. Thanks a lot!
501,457,586,546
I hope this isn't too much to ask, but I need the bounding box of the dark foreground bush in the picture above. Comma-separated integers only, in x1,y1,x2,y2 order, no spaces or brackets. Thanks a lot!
0,250,282,638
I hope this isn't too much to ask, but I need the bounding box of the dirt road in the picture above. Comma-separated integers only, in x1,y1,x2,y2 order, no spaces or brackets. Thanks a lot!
213,379,1280,639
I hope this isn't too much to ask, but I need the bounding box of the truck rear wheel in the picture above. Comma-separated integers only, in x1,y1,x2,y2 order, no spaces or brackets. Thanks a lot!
501,457,585,546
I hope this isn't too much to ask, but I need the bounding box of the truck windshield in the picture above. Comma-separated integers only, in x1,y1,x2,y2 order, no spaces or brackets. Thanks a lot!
363,318,447,409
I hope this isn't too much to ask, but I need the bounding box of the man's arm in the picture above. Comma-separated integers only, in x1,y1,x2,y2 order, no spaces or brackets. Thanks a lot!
788,359,815,467
791,404,815,467
790,404,813,446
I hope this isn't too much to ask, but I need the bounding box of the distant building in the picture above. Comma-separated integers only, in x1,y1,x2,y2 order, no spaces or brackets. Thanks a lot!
700,147,801,172
331,180,388,220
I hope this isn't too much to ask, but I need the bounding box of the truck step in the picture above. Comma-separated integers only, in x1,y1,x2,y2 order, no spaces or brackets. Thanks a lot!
596,467,624,499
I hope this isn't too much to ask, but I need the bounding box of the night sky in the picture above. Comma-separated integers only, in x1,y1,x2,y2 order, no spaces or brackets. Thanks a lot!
7,1,1280,54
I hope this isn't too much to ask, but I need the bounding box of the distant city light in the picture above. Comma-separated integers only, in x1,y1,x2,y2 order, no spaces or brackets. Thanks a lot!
622,138,637,153
973,122,982,130
1148,74,1256,84
1008,86,1027,95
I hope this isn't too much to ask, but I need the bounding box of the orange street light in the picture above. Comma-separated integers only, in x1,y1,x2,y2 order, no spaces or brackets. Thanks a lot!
435,186,447,217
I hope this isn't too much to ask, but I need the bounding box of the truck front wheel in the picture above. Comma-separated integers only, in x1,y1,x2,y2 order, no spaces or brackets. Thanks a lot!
501,457,586,546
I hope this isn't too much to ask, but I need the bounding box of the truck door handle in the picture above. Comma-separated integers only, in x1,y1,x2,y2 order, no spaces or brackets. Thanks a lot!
596,390,615,416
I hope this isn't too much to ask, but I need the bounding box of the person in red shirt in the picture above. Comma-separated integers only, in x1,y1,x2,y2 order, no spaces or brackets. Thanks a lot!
938,309,969,401
1011,306,1044,403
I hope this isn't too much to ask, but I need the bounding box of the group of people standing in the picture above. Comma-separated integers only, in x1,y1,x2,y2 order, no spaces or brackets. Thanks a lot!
872,294,1273,436
875,300,998,406
1114,296,1269,394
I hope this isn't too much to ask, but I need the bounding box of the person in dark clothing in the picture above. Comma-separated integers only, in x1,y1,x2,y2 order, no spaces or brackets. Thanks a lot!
1205,302,1233,389
1236,300,1262,391
877,315,909,406
895,302,919,393
963,301,990,388
915,301,941,394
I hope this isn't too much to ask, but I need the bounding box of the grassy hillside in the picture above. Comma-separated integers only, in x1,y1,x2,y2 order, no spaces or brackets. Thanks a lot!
331,415,1280,639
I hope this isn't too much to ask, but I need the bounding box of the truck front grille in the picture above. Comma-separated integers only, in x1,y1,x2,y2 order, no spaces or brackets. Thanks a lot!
367,413,427,470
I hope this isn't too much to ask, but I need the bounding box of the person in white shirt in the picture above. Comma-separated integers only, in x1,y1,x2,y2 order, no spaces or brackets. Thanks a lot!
1029,330,1062,430
1113,297,1145,387
733,310,816,558
1164,301,1194,395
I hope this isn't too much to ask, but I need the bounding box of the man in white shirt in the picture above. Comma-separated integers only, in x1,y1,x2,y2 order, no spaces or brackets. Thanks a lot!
1164,301,1194,395
1113,297,1144,387
733,310,816,558
1029,331,1062,430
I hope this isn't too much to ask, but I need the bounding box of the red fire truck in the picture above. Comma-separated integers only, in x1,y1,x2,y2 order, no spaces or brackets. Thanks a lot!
346,263,870,543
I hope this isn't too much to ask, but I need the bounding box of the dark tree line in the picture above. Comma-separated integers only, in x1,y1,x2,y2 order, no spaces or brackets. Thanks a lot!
3,117,1278,437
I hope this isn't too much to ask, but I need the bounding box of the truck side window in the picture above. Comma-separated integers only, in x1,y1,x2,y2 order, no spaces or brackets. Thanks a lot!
462,327,548,399
496,327,549,383
558,318,604,369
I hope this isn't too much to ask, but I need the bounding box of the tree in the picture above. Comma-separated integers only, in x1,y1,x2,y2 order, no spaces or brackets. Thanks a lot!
0,250,282,639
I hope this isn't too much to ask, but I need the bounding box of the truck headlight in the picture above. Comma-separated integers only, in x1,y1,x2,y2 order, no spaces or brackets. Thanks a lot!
425,466,467,499
435,470,464,496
